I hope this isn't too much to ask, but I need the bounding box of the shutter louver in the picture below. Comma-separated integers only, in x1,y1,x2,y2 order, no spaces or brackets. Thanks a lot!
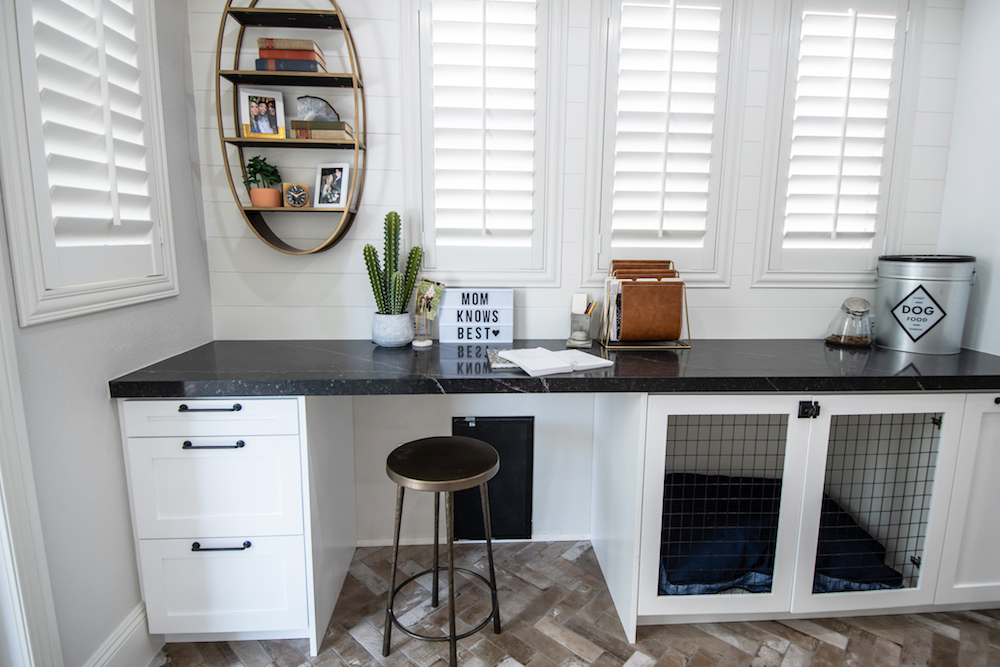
609,0,728,255
428,0,539,252
30,0,161,288
777,2,902,267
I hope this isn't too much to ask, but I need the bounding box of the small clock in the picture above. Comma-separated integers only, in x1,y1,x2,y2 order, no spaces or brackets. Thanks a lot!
282,182,310,208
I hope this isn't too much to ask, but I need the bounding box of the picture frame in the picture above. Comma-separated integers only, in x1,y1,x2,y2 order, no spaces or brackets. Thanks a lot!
314,163,350,208
239,87,286,139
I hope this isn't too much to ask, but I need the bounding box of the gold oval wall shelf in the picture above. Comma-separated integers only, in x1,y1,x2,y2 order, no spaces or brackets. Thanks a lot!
215,0,366,254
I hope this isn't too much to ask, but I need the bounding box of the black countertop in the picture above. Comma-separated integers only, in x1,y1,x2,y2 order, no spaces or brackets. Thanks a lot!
108,339,1000,398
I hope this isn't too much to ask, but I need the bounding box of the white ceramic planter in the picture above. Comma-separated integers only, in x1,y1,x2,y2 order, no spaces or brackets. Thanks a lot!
371,313,413,347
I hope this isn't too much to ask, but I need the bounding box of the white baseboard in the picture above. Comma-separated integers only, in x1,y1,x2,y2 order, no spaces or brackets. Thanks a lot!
81,603,163,667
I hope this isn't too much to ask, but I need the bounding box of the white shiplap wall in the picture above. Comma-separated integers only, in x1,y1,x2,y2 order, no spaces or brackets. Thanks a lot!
187,0,963,340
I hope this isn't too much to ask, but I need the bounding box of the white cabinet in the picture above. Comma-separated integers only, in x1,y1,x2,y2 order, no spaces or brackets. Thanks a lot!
936,392,1000,604
635,393,965,626
119,397,356,656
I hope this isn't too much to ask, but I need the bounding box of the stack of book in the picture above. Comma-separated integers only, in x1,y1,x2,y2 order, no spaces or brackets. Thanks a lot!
290,120,353,141
255,37,326,73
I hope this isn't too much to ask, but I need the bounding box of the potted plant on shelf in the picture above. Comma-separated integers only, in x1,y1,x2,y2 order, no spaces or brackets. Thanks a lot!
243,155,282,208
364,211,423,347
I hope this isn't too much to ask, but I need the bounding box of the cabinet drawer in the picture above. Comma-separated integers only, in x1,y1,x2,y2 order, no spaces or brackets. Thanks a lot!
127,435,303,538
123,398,299,437
140,535,308,635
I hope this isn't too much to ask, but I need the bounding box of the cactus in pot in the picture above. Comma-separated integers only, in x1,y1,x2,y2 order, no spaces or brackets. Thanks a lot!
364,211,423,315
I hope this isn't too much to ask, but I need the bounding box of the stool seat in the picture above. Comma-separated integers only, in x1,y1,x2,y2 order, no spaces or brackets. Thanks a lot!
386,436,499,492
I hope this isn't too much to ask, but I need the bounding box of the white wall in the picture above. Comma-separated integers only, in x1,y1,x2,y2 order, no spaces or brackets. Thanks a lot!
353,394,594,543
937,0,1000,355
0,2,214,664
189,0,967,342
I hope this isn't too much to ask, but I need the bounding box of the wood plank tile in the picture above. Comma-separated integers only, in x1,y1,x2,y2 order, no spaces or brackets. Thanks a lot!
155,543,1000,667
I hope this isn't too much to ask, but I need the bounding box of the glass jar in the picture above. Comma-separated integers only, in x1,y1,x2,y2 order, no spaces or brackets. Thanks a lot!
825,297,873,347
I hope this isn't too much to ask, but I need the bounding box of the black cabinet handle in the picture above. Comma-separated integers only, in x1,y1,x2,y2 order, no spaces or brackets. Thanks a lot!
182,440,245,450
178,403,242,413
191,541,251,552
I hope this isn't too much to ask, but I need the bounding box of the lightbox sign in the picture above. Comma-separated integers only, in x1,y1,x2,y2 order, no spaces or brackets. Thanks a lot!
438,288,513,344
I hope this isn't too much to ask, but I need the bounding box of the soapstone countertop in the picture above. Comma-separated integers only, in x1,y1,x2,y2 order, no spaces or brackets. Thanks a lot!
108,339,1000,398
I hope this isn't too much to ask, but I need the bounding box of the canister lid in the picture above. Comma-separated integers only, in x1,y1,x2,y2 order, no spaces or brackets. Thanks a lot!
842,297,871,316
878,254,976,263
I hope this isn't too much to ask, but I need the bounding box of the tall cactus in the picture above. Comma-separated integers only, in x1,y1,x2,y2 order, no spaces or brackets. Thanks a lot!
363,211,423,314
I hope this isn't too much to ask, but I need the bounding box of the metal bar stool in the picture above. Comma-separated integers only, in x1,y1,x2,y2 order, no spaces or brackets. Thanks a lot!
382,436,502,666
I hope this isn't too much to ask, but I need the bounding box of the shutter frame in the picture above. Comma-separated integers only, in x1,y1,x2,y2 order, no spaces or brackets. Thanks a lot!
598,0,735,275
765,0,907,277
419,0,550,272
1,0,177,326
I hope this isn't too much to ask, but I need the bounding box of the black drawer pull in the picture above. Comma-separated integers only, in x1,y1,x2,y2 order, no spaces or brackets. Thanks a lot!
182,440,245,450
191,541,251,552
178,403,242,413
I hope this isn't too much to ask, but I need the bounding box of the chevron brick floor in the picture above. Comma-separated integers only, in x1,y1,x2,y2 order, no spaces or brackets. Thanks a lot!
156,541,1000,666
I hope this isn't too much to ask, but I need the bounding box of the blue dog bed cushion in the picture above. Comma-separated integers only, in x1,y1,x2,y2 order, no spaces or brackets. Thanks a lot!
658,473,904,596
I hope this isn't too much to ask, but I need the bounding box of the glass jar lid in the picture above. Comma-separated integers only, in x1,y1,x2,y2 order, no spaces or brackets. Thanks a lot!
842,297,871,316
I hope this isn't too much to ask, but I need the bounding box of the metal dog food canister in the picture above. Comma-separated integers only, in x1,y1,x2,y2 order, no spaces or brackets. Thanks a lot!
874,255,976,355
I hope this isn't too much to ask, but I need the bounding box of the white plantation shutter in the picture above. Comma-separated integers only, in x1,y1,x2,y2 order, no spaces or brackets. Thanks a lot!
22,0,165,289
600,0,732,270
419,0,547,270
769,0,906,274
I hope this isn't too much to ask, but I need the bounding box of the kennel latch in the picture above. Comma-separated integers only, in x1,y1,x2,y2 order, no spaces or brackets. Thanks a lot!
798,401,821,419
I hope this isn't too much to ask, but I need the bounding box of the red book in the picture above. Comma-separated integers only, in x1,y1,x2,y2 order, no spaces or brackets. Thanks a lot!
258,48,326,68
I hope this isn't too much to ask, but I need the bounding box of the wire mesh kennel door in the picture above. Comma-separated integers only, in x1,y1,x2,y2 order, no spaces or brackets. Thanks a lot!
812,412,941,594
791,393,966,615
658,413,791,597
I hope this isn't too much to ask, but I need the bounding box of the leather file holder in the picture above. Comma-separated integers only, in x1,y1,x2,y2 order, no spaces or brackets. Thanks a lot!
600,259,690,348
617,280,684,342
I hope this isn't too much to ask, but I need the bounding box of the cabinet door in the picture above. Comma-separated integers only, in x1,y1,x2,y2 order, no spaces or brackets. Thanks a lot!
638,395,812,617
936,393,1000,604
791,394,964,614
140,535,308,634
127,435,304,539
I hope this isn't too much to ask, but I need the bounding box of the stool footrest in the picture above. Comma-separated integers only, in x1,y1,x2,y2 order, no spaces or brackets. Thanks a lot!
386,566,500,642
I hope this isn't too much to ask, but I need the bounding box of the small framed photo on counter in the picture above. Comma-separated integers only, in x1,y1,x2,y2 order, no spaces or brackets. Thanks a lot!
240,87,285,139
314,163,350,208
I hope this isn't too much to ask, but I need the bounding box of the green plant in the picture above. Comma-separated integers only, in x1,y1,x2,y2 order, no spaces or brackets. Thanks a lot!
242,155,281,189
363,211,423,314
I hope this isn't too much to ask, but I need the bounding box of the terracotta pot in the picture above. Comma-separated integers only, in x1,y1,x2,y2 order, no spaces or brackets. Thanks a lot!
249,187,281,208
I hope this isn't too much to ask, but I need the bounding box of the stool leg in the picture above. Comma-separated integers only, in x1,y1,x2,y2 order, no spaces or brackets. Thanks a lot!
445,491,458,667
480,483,502,633
432,492,440,607
382,485,405,657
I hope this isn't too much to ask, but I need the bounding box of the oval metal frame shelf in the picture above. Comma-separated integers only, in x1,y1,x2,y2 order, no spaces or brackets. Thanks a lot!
215,0,366,254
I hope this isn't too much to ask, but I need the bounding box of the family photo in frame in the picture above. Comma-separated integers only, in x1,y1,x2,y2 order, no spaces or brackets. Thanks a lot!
314,163,350,208
239,87,285,138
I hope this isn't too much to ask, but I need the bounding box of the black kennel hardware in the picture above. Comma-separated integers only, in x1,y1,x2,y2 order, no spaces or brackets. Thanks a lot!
798,401,821,418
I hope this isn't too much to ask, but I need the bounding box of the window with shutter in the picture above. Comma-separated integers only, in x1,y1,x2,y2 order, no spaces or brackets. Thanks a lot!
1,0,176,325
765,0,907,277
418,0,550,272
598,0,734,274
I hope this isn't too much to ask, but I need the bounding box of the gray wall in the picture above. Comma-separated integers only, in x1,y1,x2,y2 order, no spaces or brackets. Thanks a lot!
1,2,214,664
